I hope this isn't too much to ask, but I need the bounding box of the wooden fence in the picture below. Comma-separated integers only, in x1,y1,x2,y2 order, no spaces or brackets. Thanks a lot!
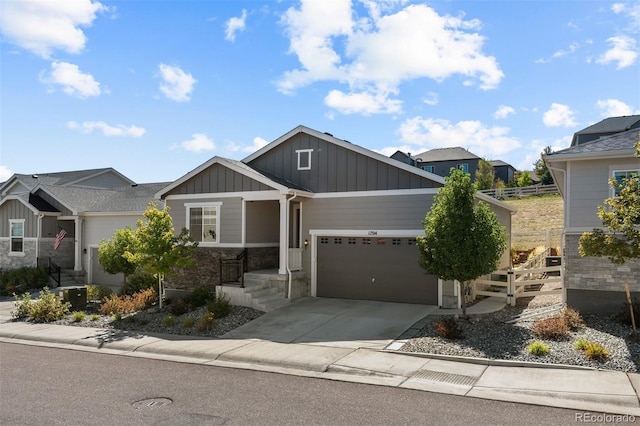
480,184,558,199
471,247,563,306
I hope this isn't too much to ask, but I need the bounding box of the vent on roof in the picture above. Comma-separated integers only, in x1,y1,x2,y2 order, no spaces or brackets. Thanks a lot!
131,184,138,187
324,132,333,137
32,174,38,179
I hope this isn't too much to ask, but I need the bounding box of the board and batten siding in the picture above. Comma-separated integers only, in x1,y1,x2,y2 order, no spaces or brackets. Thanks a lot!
0,199,38,237
247,133,439,193
568,158,640,229
164,163,273,197
166,196,243,244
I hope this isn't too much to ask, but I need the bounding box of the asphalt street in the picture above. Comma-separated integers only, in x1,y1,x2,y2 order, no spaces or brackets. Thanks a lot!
1,342,583,426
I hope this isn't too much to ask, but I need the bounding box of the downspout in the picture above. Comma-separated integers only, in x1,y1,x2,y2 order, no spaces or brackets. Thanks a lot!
286,191,299,299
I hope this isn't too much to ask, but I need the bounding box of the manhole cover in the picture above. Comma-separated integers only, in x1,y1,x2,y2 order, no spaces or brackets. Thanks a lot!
132,398,173,410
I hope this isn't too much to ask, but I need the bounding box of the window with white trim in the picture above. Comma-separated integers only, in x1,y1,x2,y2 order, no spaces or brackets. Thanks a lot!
612,170,639,196
10,219,24,253
422,165,435,173
296,149,313,170
456,163,469,173
185,203,221,243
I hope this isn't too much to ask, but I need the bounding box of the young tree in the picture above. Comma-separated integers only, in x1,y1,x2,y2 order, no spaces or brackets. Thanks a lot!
475,159,495,190
417,168,508,319
124,203,198,308
517,170,533,187
98,227,137,286
534,146,555,185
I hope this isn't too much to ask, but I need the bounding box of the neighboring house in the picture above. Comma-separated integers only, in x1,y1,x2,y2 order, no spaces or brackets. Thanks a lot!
489,160,516,184
545,127,640,313
0,168,164,289
392,148,516,185
157,125,515,308
571,115,640,146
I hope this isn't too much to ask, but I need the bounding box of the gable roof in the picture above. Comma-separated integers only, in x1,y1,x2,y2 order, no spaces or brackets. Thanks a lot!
489,160,514,168
156,156,296,199
548,128,639,161
243,125,446,186
414,147,480,163
571,115,640,146
0,168,134,196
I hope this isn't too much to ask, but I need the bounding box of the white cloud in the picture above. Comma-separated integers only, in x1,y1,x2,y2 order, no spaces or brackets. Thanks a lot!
244,136,269,152
494,105,515,120
277,1,503,115
397,117,521,158
225,9,247,42
596,36,638,69
0,165,14,181
596,99,639,117
611,3,640,32
422,92,439,106
324,89,402,115
516,136,571,171
67,121,145,137
543,103,577,128
0,0,107,59
158,64,197,102
552,42,579,59
180,133,215,152
40,61,101,98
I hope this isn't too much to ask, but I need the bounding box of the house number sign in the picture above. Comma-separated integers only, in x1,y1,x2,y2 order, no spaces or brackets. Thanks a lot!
368,231,378,236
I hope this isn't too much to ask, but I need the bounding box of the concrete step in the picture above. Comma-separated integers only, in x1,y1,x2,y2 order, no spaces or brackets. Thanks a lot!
246,287,279,299
259,297,291,312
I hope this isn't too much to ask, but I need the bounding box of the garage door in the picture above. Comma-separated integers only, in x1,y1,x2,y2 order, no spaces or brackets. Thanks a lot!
317,236,437,304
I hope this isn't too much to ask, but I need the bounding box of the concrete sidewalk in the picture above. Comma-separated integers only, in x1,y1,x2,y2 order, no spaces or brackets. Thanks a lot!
1,317,639,416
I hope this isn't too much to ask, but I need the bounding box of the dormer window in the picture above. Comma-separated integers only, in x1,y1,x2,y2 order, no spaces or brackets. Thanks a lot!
296,149,313,171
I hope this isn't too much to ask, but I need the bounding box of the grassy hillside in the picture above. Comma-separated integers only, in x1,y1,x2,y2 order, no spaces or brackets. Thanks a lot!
504,193,564,234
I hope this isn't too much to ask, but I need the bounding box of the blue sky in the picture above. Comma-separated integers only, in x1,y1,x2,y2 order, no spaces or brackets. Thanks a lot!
1,0,638,184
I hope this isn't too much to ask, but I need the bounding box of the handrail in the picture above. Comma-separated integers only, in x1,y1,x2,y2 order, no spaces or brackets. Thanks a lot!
219,249,248,288
37,257,60,286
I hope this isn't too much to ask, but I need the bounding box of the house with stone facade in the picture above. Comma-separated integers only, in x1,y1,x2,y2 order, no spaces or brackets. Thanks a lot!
544,127,640,313
157,125,515,311
0,168,164,289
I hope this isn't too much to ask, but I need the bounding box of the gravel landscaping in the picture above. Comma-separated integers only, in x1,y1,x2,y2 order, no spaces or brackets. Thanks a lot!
50,303,265,338
400,294,640,373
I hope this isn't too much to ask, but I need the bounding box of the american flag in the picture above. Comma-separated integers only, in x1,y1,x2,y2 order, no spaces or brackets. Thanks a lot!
54,228,67,250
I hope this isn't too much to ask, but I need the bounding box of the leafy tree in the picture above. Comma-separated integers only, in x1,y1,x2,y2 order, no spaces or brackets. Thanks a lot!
98,227,137,286
124,203,198,308
417,168,508,319
534,146,554,185
475,159,495,190
517,170,533,187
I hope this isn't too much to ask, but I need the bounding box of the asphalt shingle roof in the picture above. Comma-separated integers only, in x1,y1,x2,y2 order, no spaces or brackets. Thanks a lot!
574,115,640,136
414,147,480,162
551,128,640,156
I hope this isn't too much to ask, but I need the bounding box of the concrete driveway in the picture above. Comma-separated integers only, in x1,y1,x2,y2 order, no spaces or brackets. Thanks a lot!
221,297,437,350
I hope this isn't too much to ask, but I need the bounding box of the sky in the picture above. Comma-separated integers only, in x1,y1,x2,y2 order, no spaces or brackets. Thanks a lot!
0,0,638,184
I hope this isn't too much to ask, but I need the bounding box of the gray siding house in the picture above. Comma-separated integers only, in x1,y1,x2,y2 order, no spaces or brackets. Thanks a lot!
571,115,640,146
157,125,514,308
545,127,640,313
0,168,164,289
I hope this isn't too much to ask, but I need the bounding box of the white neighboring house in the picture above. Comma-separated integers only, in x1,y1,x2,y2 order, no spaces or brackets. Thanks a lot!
0,168,165,289
545,125,640,313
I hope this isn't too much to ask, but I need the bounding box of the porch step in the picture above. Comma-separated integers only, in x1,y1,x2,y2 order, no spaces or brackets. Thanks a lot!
228,271,291,312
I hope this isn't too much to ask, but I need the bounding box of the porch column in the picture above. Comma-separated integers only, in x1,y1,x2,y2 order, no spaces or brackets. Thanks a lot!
74,217,83,272
278,195,288,275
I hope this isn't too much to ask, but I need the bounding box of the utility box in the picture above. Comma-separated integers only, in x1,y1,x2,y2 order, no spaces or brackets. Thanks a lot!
59,286,87,310
545,256,562,276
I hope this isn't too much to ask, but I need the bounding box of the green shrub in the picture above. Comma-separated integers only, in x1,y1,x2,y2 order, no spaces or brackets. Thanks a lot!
189,286,215,308
561,307,585,330
86,285,113,302
573,338,588,351
119,272,156,296
90,314,100,321
433,317,463,339
162,315,176,327
532,316,569,340
196,312,215,331
617,298,640,325
1,267,49,296
170,297,190,316
527,341,550,356
12,288,70,322
574,338,610,360
182,317,194,328
113,312,122,321
207,294,231,319
71,311,85,322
